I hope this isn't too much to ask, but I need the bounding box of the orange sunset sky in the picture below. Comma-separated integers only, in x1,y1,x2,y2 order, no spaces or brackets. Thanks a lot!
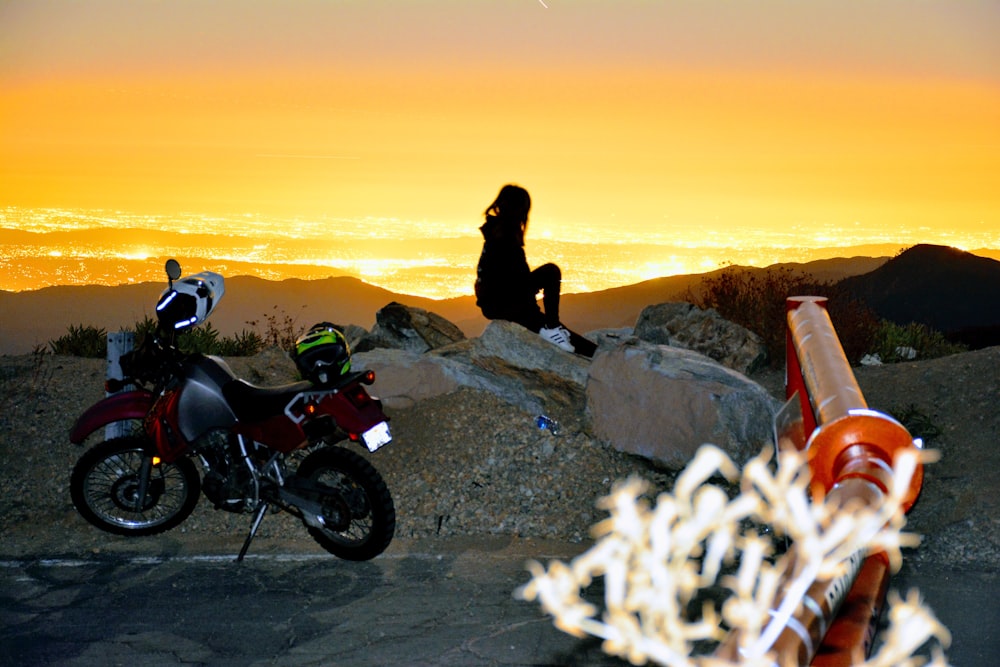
1,0,999,287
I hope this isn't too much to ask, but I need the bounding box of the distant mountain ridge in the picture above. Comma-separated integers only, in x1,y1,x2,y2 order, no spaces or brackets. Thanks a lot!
0,255,886,356
0,276,439,356
560,255,892,332
838,244,1000,348
2,247,998,355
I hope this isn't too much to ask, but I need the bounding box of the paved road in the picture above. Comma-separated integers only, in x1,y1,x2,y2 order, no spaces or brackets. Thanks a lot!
1,538,996,666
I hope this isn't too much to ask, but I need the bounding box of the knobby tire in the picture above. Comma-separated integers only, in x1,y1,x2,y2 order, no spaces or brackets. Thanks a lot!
296,446,395,561
70,436,200,536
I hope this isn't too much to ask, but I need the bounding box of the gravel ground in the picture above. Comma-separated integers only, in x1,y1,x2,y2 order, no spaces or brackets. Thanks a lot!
1,346,997,572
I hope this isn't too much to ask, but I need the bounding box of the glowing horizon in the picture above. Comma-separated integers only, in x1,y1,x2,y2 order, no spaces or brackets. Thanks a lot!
4,206,998,299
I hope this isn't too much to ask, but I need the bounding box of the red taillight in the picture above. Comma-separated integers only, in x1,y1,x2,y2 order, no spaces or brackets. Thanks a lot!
347,386,370,406
362,370,375,385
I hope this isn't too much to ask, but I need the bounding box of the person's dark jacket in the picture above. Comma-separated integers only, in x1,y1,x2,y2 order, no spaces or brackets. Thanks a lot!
474,216,533,318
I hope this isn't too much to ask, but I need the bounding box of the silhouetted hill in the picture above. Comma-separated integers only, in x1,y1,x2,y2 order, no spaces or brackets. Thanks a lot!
0,276,452,356
836,244,1000,348
0,255,892,355
560,255,889,334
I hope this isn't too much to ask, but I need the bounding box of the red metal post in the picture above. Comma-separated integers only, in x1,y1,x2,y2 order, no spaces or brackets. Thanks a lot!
717,297,925,666
810,553,892,667
788,296,924,666
785,296,923,511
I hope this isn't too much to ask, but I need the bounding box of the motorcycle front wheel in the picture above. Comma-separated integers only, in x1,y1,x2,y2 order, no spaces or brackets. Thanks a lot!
70,436,201,536
296,447,396,561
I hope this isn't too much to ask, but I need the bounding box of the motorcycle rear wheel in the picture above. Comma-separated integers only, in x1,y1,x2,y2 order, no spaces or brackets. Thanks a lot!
70,436,201,536
296,447,395,561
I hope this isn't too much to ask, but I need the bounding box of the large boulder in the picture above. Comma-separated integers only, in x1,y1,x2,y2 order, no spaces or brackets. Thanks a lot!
338,323,369,351
453,320,592,418
461,320,591,387
355,320,591,418
350,348,463,410
585,339,778,469
634,302,767,374
355,302,466,353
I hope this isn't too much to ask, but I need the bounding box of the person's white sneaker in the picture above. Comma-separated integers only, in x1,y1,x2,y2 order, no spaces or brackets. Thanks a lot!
539,326,575,353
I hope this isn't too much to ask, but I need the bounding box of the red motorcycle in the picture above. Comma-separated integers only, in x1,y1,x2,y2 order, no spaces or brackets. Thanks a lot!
69,260,395,561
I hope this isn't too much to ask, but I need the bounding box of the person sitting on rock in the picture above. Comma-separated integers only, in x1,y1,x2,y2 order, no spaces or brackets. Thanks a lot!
474,184,597,358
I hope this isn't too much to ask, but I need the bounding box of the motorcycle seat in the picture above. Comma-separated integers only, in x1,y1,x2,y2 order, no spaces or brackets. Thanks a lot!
223,379,314,422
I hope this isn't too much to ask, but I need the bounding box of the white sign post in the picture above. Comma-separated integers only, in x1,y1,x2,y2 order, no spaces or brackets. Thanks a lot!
105,331,135,440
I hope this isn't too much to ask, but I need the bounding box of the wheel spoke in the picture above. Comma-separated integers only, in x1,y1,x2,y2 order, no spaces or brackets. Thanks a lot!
295,447,394,560
70,437,200,536
313,469,373,545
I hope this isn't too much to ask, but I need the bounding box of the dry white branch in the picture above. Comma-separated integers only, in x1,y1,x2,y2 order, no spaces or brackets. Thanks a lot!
516,444,951,667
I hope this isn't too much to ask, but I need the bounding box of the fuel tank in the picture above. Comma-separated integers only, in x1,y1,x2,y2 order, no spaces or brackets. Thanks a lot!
177,355,238,441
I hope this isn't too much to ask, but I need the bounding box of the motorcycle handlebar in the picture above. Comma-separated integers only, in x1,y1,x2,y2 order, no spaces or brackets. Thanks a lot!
116,331,186,391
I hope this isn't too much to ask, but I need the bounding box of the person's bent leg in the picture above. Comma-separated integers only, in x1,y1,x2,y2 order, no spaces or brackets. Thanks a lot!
530,263,562,329
498,305,546,334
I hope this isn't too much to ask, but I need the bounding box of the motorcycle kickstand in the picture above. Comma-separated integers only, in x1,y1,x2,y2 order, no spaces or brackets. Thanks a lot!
236,502,269,563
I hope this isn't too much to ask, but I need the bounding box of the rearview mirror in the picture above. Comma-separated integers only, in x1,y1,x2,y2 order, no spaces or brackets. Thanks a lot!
165,259,182,282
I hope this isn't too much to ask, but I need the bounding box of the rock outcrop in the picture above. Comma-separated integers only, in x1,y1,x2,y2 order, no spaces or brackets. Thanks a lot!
355,301,466,353
634,301,767,374
351,348,464,410
357,320,590,416
353,303,778,469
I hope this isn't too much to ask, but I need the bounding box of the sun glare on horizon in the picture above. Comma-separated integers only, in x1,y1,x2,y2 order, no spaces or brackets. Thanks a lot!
3,206,999,298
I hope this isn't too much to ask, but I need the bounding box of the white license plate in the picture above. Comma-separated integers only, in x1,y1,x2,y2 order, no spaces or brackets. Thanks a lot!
361,421,392,452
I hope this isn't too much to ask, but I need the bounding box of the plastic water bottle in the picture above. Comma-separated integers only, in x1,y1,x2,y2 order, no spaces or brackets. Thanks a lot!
535,415,560,436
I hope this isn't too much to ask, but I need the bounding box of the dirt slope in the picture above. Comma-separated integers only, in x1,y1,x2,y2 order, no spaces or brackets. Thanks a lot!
1,346,996,571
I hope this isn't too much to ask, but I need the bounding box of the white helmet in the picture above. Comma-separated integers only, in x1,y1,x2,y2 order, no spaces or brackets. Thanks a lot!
156,271,225,330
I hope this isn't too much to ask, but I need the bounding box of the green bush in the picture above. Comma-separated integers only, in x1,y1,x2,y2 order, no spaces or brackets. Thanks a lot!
133,315,264,356
48,324,107,357
820,287,882,366
126,315,159,347
177,322,221,355
215,329,266,357
869,321,967,363
50,316,272,359
693,267,879,367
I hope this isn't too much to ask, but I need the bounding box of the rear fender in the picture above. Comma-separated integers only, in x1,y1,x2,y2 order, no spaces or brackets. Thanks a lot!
69,390,154,444
316,385,388,437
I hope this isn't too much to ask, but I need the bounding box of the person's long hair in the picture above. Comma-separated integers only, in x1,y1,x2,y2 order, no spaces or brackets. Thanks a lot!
484,184,531,245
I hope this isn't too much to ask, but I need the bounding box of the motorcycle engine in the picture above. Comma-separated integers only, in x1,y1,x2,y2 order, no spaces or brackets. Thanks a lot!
198,431,251,513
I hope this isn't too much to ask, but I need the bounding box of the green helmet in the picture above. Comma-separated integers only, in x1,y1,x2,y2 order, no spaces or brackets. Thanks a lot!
293,322,351,385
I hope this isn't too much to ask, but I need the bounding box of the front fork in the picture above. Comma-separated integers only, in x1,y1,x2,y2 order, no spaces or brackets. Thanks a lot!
134,455,154,512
